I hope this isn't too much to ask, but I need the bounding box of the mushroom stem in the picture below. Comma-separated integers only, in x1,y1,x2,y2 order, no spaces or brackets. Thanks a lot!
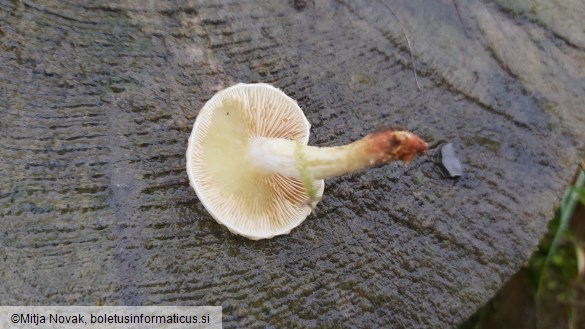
247,128,428,180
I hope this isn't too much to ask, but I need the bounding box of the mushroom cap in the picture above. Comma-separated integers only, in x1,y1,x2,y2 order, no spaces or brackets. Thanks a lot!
186,83,325,240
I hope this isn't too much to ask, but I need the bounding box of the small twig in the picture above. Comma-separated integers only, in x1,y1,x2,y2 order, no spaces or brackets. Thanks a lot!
380,1,421,91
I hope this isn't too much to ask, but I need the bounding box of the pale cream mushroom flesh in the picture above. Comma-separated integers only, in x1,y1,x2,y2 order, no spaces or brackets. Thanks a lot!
186,83,427,240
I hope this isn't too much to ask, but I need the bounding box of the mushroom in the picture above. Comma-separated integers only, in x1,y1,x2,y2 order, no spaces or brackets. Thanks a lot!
186,83,427,240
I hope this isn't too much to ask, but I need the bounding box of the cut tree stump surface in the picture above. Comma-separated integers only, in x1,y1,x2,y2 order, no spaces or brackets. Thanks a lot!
1,0,584,327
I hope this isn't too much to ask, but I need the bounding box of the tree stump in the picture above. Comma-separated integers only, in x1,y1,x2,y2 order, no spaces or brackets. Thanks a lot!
1,0,584,327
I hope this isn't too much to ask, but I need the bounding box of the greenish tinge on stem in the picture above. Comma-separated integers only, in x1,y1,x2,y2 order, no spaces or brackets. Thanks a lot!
295,140,320,215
